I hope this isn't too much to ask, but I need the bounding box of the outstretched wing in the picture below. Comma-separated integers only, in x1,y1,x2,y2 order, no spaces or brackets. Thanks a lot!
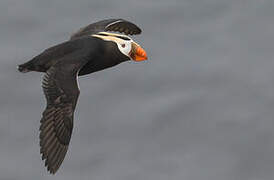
70,19,142,40
40,61,82,174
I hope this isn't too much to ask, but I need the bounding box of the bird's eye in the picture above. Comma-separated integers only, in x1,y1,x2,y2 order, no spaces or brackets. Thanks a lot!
121,44,126,48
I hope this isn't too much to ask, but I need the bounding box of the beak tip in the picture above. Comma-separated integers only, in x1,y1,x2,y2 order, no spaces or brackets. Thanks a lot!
131,42,147,61
143,54,148,61
133,48,147,61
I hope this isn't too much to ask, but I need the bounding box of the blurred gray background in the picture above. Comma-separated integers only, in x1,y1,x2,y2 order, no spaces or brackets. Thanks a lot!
1,0,274,179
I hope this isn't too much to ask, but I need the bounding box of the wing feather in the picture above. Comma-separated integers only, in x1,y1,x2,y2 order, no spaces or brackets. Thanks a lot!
39,64,80,174
70,19,142,40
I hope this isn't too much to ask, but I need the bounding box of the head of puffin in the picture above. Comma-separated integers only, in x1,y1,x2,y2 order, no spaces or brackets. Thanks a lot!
92,32,147,62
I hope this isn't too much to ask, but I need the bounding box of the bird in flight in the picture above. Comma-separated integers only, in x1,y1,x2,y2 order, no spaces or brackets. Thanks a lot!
18,19,147,174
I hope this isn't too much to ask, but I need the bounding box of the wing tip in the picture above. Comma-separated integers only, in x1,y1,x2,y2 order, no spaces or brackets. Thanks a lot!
39,105,71,175
105,19,142,35
40,143,68,175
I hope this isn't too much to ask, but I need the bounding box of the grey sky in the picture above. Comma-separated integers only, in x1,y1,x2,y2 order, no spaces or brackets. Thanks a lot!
1,0,274,179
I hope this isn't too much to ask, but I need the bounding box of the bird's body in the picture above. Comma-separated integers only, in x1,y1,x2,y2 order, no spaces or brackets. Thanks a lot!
18,19,147,174
19,36,130,75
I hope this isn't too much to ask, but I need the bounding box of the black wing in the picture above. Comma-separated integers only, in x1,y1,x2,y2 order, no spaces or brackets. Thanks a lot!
40,59,85,174
70,19,142,40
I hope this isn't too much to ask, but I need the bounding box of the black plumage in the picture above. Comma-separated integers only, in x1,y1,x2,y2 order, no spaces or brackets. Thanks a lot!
70,19,142,40
19,37,130,75
18,19,146,174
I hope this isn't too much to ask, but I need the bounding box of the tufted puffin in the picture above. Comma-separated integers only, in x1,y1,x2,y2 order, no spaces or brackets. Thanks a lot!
17,19,147,174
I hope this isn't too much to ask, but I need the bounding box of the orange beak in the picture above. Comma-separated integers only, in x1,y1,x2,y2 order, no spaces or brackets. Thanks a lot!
131,43,147,61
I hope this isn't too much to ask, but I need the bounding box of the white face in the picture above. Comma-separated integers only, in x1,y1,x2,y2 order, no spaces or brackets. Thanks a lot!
92,32,133,58
116,39,132,57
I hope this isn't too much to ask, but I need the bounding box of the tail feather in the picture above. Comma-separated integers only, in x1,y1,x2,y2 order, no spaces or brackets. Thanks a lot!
17,62,33,73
